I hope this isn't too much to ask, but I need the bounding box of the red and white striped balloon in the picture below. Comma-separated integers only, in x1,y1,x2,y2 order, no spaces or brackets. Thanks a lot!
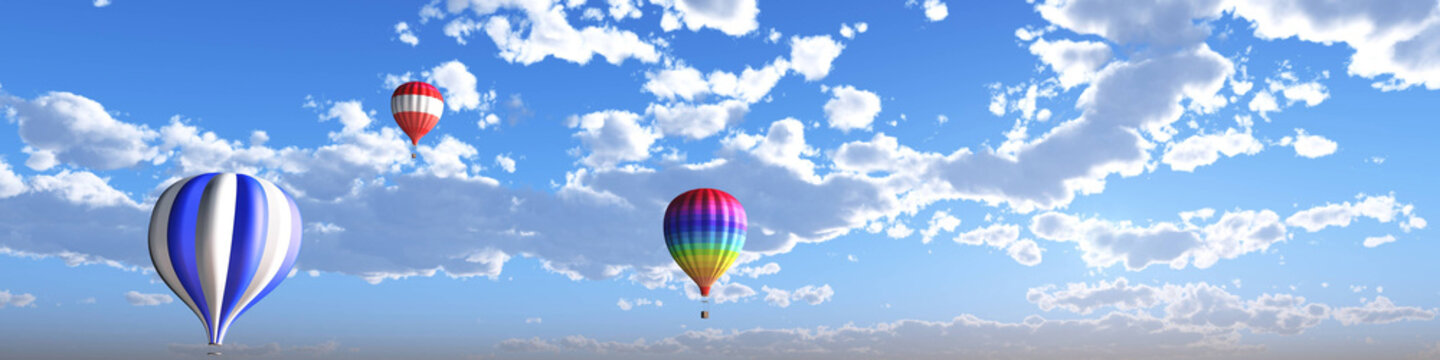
390,81,444,146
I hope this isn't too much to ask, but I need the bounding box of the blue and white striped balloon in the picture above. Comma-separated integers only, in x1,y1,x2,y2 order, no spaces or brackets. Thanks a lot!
147,173,302,345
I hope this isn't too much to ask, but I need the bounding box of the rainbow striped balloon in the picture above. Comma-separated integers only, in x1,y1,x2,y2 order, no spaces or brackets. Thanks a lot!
663,188,746,297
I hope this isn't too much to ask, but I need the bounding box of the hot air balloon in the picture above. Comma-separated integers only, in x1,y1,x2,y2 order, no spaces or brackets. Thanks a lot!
148,173,303,355
663,188,746,319
391,81,445,159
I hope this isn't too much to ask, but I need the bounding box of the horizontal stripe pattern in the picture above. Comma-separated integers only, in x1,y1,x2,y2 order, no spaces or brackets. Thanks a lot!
148,173,303,345
663,188,746,297
391,82,444,146
390,95,444,116
392,81,443,100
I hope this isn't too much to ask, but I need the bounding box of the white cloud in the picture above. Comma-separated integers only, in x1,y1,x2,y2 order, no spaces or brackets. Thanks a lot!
1249,91,1280,120
1036,0,1225,47
506,277,1409,359
920,210,962,244
1288,129,1338,158
607,0,642,20
643,59,790,104
684,282,756,304
2,92,158,171
525,317,543,324
569,110,660,168
395,22,419,46
738,118,819,180
1333,296,1436,325
1285,193,1416,233
428,60,491,112
124,291,172,306
617,297,662,311
1279,81,1329,106
760,284,834,308
306,222,346,234
0,158,24,198
955,223,1020,248
886,221,914,239
1031,208,1286,271
830,133,940,176
1007,239,1044,266
823,85,882,132
654,0,759,36
1362,235,1396,248
921,39,1234,213
1228,0,1440,90
922,0,949,22
1028,279,1331,335
643,66,709,102
648,100,748,139
735,262,780,278
495,154,517,173
440,1,661,66
789,35,844,81
1028,38,1112,89
93,0,110,7
0,290,37,308
1161,128,1263,172
26,170,140,209
416,135,486,180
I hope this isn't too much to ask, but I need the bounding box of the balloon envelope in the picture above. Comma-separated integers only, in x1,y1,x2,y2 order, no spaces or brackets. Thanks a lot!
663,188,746,297
148,173,303,345
391,81,444,146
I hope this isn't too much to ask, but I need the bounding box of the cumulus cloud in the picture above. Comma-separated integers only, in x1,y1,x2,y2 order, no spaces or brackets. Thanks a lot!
1333,296,1436,325
684,282,756,304
919,210,962,244
735,262,780,278
1279,129,1338,158
789,35,844,81
395,21,419,46
1362,234,1396,248
1028,279,1331,335
654,0,759,36
915,0,949,22
495,154,517,173
124,291,173,306
569,110,660,168
438,1,660,65
2,92,159,171
0,290,37,309
1031,208,1286,271
0,158,26,198
617,297,662,311
503,277,1425,360
761,284,834,308
648,100,748,140
428,60,491,112
1227,0,1440,90
1161,128,1263,172
823,85,882,132
1285,193,1420,233
1028,38,1112,89
643,59,789,104
1036,0,1225,47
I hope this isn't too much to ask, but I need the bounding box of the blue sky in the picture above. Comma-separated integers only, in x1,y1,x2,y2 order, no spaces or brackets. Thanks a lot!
1,0,1438,358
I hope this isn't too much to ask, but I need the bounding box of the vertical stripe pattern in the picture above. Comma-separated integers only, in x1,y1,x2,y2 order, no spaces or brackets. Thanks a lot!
663,188,746,297
148,173,304,345
390,81,444,146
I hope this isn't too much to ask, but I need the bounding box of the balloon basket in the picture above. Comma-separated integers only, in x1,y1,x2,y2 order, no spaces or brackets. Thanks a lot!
207,343,222,356
701,310,709,319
